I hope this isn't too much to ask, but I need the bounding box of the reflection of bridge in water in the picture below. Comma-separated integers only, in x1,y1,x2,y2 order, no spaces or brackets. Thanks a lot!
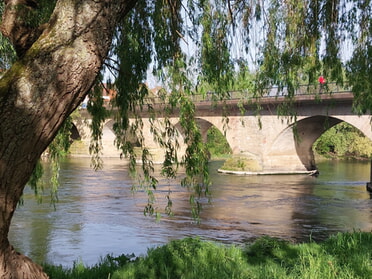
71,84,371,174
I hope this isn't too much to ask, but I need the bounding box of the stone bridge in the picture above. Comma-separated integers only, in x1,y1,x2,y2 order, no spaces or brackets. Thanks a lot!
71,86,371,174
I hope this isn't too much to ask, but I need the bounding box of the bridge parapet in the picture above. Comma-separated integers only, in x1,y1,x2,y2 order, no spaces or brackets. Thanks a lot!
141,83,351,106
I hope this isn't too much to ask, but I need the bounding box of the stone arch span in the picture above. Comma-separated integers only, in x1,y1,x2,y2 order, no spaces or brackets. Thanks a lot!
195,118,213,142
266,115,372,172
294,115,372,170
293,115,343,170
71,118,123,157
70,123,81,141
173,117,232,153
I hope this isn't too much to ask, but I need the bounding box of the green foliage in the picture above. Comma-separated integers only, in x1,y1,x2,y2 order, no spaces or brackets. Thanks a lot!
27,160,44,204
314,122,372,159
351,136,372,158
113,232,372,279
28,116,73,204
111,238,249,279
234,62,255,93
87,80,110,170
199,1,234,97
345,0,372,114
110,2,184,216
0,0,56,65
221,156,262,172
45,232,372,279
178,95,211,218
21,0,56,29
244,236,296,264
0,34,15,70
0,3,16,69
347,44,372,114
206,126,231,157
43,254,134,279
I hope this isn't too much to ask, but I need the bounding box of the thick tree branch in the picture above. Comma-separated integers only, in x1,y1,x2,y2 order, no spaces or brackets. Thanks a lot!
0,0,45,57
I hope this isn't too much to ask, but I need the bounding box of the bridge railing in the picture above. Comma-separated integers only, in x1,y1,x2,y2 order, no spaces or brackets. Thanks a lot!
142,82,351,105
86,83,352,109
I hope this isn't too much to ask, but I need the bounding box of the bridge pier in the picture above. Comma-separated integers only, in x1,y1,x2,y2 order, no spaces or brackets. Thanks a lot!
367,159,372,192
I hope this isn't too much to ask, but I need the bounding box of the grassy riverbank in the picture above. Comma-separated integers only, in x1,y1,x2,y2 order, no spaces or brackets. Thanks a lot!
44,231,372,279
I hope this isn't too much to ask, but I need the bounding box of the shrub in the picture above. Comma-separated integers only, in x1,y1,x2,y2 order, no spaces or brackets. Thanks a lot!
206,126,232,157
220,156,262,172
314,122,372,159
112,238,250,279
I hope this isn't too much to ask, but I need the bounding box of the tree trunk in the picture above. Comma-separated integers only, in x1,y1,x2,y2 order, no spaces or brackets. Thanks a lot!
0,245,47,279
0,0,137,277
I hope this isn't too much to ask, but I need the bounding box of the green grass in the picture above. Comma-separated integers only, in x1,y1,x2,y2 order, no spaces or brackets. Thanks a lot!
220,156,262,172
43,254,133,279
44,231,372,279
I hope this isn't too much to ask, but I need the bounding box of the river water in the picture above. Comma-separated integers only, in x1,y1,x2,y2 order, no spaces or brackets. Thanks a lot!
9,157,372,267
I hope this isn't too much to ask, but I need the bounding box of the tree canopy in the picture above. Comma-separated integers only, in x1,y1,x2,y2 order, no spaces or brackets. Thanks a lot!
0,0,371,278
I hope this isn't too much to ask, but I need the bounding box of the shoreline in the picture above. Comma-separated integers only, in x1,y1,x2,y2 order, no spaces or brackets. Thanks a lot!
217,168,318,175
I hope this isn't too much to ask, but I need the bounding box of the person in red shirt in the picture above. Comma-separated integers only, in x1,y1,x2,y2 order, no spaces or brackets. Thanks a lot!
318,76,326,93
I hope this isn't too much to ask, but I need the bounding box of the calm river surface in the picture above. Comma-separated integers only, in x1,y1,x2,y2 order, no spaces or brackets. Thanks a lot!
10,157,372,267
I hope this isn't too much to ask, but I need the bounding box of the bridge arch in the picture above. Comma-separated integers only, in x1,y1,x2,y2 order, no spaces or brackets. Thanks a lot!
173,117,232,155
293,115,343,170
70,118,125,157
172,117,217,143
194,118,215,142
335,116,372,141
70,123,81,141
266,115,372,172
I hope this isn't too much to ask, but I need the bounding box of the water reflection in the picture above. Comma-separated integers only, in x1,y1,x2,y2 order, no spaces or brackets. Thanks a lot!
9,158,372,267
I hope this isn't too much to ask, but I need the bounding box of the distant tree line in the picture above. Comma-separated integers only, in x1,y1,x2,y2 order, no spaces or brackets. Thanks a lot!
314,122,372,159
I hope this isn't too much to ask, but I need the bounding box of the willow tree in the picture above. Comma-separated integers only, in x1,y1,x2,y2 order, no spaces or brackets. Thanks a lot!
0,0,370,278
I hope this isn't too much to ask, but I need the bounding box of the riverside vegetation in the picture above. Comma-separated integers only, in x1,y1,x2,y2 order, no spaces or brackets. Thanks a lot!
314,122,372,160
43,231,372,279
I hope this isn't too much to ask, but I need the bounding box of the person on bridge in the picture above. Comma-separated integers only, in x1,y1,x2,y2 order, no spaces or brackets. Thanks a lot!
318,76,326,93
